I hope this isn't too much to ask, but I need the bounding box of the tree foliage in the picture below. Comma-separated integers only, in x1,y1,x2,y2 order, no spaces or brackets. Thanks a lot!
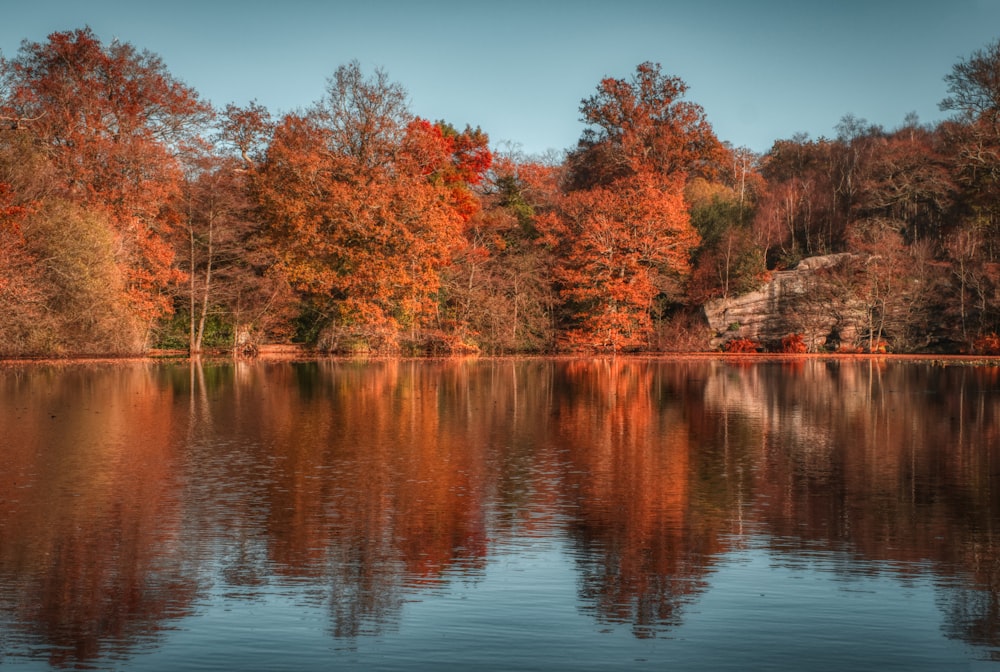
255,62,492,353
941,38,1000,127
566,61,725,190
547,173,698,351
2,29,1000,355
440,154,559,353
552,63,710,351
0,27,211,350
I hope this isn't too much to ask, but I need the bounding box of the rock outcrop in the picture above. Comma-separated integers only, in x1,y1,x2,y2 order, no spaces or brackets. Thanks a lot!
703,253,867,350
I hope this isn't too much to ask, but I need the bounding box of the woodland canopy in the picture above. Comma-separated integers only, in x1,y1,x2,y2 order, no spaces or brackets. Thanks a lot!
3,27,1000,356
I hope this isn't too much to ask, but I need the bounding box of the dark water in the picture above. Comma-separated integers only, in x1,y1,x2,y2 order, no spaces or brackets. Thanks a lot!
1,358,999,670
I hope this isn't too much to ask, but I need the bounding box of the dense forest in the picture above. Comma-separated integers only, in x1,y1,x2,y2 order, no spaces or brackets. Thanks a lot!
2,27,1000,356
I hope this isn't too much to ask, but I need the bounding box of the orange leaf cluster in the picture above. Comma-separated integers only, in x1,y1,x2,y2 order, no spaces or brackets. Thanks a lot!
3,28,210,324
547,173,699,351
779,333,808,353
973,333,1000,355
723,338,761,353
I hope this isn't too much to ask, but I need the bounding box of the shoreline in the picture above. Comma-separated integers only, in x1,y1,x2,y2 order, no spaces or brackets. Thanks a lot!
2,347,999,367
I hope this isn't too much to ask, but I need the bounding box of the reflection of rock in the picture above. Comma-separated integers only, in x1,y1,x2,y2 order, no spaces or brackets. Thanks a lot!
703,253,864,350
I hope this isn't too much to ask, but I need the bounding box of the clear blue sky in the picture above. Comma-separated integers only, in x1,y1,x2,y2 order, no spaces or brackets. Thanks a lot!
3,1,1000,156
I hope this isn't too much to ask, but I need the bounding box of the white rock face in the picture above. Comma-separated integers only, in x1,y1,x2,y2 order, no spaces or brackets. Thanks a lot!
703,254,865,350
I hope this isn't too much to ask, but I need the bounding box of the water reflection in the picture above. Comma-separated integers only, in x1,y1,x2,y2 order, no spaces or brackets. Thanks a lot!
1,358,999,667
0,364,192,666
552,360,716,637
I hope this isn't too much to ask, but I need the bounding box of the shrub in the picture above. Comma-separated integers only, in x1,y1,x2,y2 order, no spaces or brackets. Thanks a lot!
973,333,1000,355
724,337,760,353
779,333,808,354
652,311,712,352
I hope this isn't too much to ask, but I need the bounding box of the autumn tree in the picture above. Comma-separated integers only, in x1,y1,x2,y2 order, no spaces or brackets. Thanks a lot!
944,227,991,342
686,148,766,302
161,102,296,355
754,135,845,265
0,176,48,354
547,173,698,351
940,40,1000,258
0,136,146,354
219,100,274,170
30,200,141,352
938,40,1000,339
753,120,890,270
0,63,152,354
255,62,491,353
0,129,53,354
941,38,1000,128
838,220,933,352
852,119,954,242
0,27,211,351
548,64,709,351
566,61,725,190
440,152,560,352
215,102,298,350
173,155,275,353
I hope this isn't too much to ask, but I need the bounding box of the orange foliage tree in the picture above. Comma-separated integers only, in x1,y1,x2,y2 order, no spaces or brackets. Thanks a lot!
548,173,698,351
566,61,726,190
0,176,49,353
549,63,715,351
255,62,491,352
0,28,212,349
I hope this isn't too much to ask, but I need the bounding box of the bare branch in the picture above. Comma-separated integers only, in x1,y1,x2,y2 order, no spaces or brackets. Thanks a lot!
0,110,47,130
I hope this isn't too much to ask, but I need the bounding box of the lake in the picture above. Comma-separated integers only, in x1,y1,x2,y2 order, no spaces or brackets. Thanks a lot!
1,357,999,670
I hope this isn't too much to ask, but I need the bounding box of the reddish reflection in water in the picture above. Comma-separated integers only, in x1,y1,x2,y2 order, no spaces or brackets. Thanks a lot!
0,364,193,666
0,358,999,667
551,360,716,637
699,361,1000,652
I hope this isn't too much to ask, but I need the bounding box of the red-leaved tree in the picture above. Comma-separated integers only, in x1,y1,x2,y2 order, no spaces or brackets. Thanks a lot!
0,27,212,350
547,173,698,351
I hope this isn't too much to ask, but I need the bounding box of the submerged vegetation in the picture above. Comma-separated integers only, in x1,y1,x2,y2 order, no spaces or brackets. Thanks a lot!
3,28,1000,356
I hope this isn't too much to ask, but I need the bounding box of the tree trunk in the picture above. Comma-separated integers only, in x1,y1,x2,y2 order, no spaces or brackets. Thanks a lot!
195,214,215,352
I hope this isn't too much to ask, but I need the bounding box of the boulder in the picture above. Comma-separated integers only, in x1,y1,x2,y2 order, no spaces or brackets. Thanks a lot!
703,253,866,350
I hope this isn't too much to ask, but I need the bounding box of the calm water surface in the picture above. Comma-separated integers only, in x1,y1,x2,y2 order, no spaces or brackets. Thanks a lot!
1,358,999,670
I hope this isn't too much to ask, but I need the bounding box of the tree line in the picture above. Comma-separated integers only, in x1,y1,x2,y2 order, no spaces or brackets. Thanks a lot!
2,27,1000,356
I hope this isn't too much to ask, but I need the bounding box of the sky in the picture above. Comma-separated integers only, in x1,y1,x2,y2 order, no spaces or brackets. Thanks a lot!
3,1,1000,157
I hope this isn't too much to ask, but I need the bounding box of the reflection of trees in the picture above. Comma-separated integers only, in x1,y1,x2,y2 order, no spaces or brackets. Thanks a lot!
941,583,1000,661
234,360,564,637
551,360,726,636
0,364,198,667
183,358,1000,651
3,358,1000,661
700,360,1000,653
